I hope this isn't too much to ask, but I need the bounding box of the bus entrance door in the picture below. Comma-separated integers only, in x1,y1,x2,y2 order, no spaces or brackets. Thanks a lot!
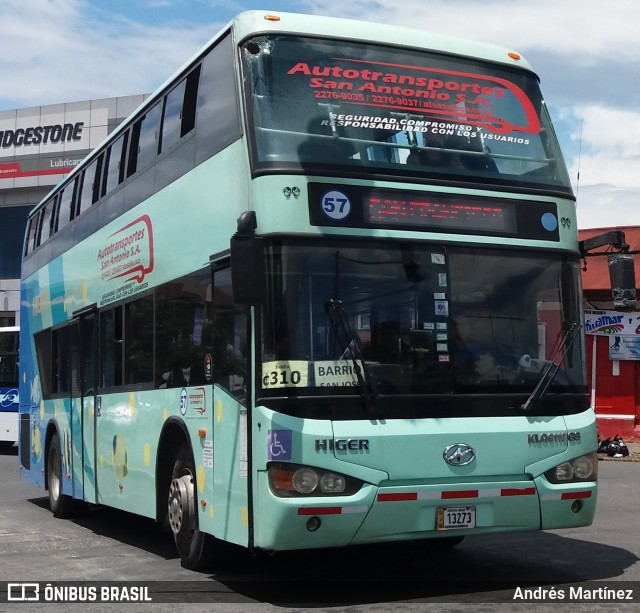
71,310,98,504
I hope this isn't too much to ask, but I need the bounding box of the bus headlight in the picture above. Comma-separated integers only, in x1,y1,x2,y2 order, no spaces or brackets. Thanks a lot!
268,462,363,497
292,468,319,494
544,452,598,484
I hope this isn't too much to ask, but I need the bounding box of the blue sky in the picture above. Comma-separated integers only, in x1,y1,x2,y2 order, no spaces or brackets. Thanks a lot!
2,0,639,229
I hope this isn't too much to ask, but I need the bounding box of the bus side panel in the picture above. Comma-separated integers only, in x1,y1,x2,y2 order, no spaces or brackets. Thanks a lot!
41,400,74,498
208,386,249,547
19,265,54,486
95,391,159,518
94,387,212,520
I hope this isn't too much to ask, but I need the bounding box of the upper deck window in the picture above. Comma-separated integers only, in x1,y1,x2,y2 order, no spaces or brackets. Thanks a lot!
160,66,200,154
103,132,128,196
56,179,77,233
77,154,103,217
241,35,572,194
128,102,162,177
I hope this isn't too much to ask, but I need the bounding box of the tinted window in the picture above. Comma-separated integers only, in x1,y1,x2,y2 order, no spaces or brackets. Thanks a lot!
53,325,78,395
56,179,76,232
125,295,154,384
100,306,123,388
103,132,128,195
100,295,155,388
213,266,247,402
34,329,52,398
161,79,187,154
196,34,241,162
156,269,213,388
128,102,162,176
24,214,39,256
0,329,19,387
78,155,103,216
36,199,55,247
160,66,201,155
241,35,572,193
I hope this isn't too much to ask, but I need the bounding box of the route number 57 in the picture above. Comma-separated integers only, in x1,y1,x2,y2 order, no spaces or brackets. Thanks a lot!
321,190,352,221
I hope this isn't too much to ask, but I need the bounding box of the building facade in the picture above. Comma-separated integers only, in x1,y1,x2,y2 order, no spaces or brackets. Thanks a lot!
580,226,640,442
0,95,148,325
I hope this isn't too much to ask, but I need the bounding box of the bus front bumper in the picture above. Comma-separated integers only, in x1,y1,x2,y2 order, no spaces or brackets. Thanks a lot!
253,475,596,551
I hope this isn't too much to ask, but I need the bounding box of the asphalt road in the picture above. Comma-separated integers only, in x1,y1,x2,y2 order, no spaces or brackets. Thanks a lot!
1,443,639,612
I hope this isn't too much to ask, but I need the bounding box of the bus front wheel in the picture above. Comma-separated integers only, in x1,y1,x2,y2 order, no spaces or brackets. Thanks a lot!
168,443,216,570
47,433,75,518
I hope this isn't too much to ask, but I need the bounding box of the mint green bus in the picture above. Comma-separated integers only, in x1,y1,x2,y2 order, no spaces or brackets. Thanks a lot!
19,11,601,570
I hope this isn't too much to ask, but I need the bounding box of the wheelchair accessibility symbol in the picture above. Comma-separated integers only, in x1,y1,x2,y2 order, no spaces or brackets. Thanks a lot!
268,429,292,460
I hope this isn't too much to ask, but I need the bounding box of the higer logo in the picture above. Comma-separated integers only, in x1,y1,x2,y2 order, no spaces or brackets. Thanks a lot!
315,438,369,452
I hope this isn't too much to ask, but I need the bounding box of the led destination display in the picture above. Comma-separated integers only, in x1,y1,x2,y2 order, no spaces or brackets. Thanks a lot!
308,183,560,241
364,194,516,233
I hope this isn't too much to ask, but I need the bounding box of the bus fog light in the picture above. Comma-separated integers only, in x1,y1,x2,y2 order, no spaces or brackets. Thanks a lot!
320,473,346,493
306,516,321,531
292,468,319,494
571,500,583,513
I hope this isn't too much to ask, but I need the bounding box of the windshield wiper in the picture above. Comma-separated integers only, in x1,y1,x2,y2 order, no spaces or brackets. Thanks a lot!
326,298,381,415
520,322,582,414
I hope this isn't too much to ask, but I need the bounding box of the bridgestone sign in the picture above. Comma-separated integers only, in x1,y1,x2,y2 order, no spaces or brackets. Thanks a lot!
0,122,84,148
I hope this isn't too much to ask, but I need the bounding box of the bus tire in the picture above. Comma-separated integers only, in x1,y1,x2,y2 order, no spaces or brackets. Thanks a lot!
47,433,76,518
168,442,216,570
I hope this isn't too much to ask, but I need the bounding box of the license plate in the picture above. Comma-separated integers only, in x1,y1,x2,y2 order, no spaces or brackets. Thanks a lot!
437,506,476,530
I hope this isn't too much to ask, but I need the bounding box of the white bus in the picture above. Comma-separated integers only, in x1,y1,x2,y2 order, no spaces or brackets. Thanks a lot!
0,326,19,446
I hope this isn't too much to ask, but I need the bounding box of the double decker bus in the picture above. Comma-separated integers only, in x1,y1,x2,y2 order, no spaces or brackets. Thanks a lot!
0,326,19,447
18,11,624,569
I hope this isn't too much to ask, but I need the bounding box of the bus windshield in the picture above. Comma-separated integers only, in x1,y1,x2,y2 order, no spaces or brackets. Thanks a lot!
241,35,572,193
260,241,586,417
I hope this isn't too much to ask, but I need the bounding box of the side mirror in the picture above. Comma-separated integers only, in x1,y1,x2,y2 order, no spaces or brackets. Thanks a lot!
230,211,266,305
608,252,636,312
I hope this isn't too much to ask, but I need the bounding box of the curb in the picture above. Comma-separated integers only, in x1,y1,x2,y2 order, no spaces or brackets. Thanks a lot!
598,453,640,463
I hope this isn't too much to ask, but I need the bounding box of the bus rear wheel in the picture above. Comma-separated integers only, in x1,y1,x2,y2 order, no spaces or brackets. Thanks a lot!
47,433,76,518
168,443,216,570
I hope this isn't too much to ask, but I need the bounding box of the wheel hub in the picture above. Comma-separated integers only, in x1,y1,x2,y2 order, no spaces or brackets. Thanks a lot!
168,474,194,535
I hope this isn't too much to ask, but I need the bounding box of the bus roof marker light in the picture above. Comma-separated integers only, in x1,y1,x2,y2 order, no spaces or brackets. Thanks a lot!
508,52,521,60
264,14,281,21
